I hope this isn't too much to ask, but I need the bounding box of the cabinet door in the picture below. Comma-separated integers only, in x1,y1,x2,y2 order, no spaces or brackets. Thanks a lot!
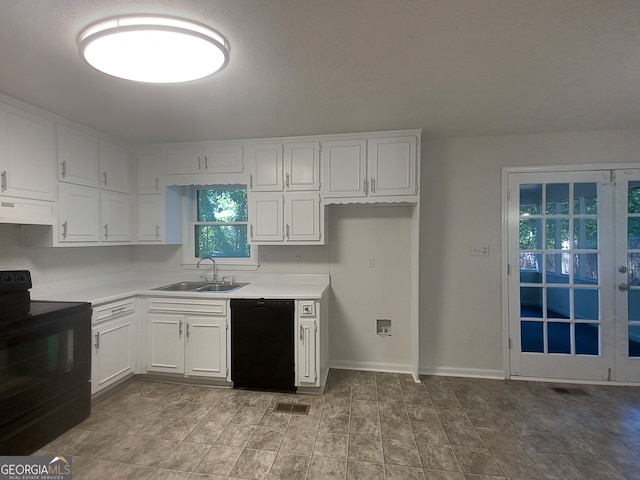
285,192,322,243
284,142,320,191
185,315,228,378
148,313,185,374
101,191,131,242
297,318,317,386
321,139,367,198
137,148,163,193
92,312,135,394
246,144,283,191
165,144,203,175
367,136,417,197
57,124,100,187
249,192,284,243
202,144,243,173
0,105,55,201
58,183,100,243
137,195,164,242
100,140,130,193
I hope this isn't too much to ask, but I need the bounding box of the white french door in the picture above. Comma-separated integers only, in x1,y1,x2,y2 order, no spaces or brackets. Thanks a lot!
507,168,640,382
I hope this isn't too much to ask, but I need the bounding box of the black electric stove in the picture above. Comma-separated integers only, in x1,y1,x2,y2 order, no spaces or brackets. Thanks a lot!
0,270,92,455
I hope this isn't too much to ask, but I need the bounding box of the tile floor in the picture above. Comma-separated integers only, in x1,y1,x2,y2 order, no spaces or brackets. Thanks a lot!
37,369,640,479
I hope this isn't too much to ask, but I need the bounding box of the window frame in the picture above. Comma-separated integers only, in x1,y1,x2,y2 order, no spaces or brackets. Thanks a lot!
183,184,258,269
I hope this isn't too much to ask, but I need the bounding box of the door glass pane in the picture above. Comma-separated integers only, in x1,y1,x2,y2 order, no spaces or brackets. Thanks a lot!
546,219,569,249
521,321,544,353
575,289,599,320
629,326,640,357
627,181,640,213
574,254,598,283
520,253,542,283
546,184,569,214
546,288,570,319
546,253,569,284
575,323,599,355
521,287,542,317
627,218,640,249
628,254,640,287
520,184,542,214
573,219,598,249
520,219,542,249
574,183,598,214
628,290,640,322
548,322,571,354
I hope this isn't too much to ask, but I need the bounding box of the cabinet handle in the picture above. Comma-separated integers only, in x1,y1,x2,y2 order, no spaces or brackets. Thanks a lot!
155,176,159,191
363,178,368,195
61,221,68,239
111,306,126,315
60,161,67,178
204,156,209,171
155,225,160,239
104,224,109,239
102,171,108,186
95,332,100,350
198,156,202,171
285,173,290,189
0,170,6,191
300,325,304,341
286,224,290,239
249,174,253,189
186,322,190,338
371,177,376,193
179,320,183,337
250,224,254,240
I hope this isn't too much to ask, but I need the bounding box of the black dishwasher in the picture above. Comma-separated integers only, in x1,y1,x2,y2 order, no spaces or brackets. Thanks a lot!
230,298,295,392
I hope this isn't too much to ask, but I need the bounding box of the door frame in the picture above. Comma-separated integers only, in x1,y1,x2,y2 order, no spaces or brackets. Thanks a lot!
501,162,640,383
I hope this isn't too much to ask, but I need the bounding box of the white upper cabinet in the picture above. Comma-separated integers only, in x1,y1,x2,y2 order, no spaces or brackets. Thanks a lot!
321,139,367,199
101,191,131,242
321,134,419,202
136,148,164,194
99,140,130,193
57,124,100,188
165,143,243,175
0,104,55,201
249,192,323,244
137,195,164,242
284,142,320,191
58,183,101,243
367,136,417,197
246,143,283,191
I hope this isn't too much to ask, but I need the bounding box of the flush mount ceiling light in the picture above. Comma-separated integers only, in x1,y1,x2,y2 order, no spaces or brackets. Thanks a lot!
78,15,229,83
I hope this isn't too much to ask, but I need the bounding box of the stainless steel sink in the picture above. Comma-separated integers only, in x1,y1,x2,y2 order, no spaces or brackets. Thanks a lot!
153,281,247,293
195,282,247,292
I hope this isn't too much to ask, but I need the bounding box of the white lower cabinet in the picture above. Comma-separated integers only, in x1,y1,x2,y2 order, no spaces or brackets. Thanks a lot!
91,298,137,395
295,299,323,388
146,297,228,379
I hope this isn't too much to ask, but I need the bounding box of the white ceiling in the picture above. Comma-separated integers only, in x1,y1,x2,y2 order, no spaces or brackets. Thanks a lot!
1,0,639,144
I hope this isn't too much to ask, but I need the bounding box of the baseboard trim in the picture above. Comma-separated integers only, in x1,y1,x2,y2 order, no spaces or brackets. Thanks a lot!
420,366,505,380
329,360,413,374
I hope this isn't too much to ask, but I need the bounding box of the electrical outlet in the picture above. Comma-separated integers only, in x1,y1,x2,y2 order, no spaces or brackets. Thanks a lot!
367,256,375,268
470,244,489,256
295,256,302,267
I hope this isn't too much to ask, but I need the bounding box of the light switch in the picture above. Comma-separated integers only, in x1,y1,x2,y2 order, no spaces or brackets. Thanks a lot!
470,244,489,256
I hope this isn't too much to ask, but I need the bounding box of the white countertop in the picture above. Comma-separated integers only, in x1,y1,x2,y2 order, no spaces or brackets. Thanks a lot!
31,273,330,305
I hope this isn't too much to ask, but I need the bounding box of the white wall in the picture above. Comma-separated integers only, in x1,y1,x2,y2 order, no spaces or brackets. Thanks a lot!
0,224,132,285
328,204,413,372
419,129,640,377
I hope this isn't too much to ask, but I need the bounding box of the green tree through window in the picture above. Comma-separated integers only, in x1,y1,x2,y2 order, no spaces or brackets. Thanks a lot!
194,187,250,258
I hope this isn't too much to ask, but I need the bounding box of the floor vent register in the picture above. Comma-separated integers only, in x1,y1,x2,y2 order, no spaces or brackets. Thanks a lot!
274,402,311,415
551,387,589,396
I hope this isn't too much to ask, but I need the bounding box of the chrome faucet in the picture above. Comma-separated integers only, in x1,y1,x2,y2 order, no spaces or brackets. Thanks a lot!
196,257,216,283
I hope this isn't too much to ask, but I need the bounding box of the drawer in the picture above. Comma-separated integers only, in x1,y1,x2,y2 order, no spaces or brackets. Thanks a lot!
147,297,227,315
93,297,135,323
